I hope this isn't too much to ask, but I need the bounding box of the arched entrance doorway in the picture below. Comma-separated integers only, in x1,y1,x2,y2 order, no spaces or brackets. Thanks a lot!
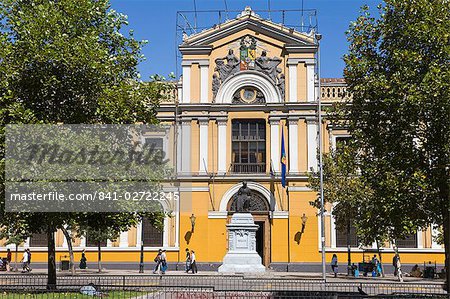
227,189,271,266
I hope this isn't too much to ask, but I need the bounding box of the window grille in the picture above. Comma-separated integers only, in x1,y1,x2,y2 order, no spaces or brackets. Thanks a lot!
142,217,163,247
29,233,48,247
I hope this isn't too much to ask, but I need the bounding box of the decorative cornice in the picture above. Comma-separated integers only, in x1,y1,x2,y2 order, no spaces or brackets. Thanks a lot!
287,58,315,65
181,59,210,66
285,44,318,54
178,46,213,55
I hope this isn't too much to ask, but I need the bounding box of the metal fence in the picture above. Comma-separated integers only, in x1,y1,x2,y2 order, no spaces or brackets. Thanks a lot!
0,275,448,298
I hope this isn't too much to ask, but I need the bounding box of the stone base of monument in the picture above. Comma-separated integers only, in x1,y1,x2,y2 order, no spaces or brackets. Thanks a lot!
218,213,266,273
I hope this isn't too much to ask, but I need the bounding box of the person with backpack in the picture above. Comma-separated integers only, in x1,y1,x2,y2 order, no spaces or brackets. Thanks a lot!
152,249,162,274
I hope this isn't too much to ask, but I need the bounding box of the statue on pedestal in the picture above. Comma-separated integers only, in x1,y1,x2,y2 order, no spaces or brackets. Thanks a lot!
236,181,251,212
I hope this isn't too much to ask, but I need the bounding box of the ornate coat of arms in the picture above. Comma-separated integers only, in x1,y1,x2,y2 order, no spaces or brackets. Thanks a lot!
239,35,257,70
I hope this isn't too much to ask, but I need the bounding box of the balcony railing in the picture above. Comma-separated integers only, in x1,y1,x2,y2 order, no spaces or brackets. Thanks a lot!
231,163,266,173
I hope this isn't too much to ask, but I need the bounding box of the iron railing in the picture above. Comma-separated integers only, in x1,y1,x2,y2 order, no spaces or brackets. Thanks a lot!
0,275,447,297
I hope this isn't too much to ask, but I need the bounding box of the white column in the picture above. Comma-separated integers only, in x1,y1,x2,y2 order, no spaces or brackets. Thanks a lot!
288,62,298,102
431,227,441,249
217,118,228,174
174,202,180,247
330,213,336,249
306,62,316,102
80,235,86,248
24,237,30,248
182,65,191,103
270,118,280,173
106,239,112,247
199,64,209,103
180,118,191,174
136,221,142,249
198,118,209,174
177,80,183,103
119,231,128,248
288,118,299,174
306,118,318,171
417,229,423,249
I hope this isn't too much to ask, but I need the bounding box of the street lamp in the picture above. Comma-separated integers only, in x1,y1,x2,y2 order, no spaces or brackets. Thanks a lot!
315,32,326,281
190,214,196,232
139,216,145,273
301,213,308,233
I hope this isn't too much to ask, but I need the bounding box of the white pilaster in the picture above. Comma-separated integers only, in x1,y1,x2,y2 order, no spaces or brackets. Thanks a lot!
417,229,423,249
431,227,441,249
177,79,183,103
288,118,299,174
80,235,86,248
198,118,209,174
270,118,280,173
330,213,336,249
306,118,318,172
306,62,316,102
182,65,191,103
119,231,128,248
217,118,228,174
200,65,209,103
24,237,30,248
136,222,142,249
106,239,112,248
180,118,191,174
288,62,298,102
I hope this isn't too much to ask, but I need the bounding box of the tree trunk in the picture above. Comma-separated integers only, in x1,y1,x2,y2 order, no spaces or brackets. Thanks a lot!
376,240,385,278
14,244,18,272
442,207,450,293
47,227,57,290
346,220,351,276
97,242,102,273
61,227,75,275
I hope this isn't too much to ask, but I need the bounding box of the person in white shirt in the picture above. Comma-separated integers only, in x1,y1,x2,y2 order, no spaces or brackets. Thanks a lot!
20,249,29,272
190,250,198,274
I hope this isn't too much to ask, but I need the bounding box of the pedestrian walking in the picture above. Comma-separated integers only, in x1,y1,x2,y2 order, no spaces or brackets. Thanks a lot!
160,250,167,274
393,254,399,276
79,251,87,269
190,250,198,274
153,249,162,274
185,248,191,273
331,254,338,278
27,249,32,271
371,254,379,276
20,249,29,273
395,254,403,282
6,249,11,271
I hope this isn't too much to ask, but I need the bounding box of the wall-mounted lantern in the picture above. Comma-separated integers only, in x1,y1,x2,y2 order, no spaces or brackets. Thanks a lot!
190,213,196,232
301,213,308,233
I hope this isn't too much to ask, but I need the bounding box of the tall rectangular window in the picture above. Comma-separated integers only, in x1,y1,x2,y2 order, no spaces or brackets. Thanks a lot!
30,233,48,247
142,217,163,247
396,234,417,248
336,224,359,247
231,119,266,173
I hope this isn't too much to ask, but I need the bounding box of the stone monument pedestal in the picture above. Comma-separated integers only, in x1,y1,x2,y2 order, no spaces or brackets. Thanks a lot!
218,213,265,273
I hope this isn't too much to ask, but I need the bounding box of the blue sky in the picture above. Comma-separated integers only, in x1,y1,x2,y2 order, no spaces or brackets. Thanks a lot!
110,0,380,80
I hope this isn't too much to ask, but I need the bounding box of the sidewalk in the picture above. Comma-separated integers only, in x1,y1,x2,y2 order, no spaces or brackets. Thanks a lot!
0,268,444,284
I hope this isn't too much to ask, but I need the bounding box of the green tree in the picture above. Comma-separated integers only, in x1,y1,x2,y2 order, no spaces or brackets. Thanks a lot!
344,0,450,289
0,0,172,288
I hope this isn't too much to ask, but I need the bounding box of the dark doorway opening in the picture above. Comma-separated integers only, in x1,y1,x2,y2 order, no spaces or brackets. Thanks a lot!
255,221,264,262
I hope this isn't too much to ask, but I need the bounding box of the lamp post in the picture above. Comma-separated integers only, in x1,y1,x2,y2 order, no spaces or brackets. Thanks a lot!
315,32,326,281
139,216,145,273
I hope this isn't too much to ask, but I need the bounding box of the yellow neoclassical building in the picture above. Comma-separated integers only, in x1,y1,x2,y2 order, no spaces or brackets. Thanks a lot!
0,7,444,271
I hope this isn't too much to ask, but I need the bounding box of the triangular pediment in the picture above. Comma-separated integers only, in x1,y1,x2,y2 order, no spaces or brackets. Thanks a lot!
180,9,317,52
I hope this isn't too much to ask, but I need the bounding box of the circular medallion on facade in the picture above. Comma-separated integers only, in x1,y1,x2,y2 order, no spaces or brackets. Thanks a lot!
240,87,257,103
